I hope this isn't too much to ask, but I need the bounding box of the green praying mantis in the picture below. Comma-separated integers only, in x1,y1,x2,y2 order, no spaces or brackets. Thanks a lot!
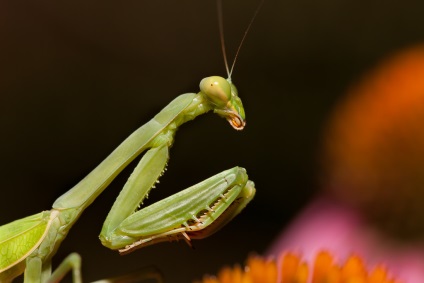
0,1,262,282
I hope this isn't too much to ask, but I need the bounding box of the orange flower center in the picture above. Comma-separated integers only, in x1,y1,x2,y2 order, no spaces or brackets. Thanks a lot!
196,251,402,283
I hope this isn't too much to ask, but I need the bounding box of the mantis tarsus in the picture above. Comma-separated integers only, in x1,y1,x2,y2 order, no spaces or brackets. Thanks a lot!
0,1,262,282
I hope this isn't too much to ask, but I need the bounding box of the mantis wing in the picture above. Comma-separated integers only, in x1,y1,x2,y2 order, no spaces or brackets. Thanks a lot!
0,211,51,273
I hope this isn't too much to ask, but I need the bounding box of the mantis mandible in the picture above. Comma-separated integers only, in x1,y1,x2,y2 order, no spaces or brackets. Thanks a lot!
0,1,262,282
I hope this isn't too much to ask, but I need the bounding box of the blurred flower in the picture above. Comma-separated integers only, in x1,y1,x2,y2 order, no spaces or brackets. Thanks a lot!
268,45,424,283
321,45,424,239
195,250,401,283
267,197,424,283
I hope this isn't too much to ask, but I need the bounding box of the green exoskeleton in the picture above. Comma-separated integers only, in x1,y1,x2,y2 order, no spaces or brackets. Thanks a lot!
0,75,255,282
0,0,262,281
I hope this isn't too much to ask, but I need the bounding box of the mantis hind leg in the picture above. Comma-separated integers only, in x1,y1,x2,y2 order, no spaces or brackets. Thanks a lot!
46,253,82,283
23,253,81,283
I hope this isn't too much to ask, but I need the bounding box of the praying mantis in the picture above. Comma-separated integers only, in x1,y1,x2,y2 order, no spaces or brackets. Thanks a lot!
0,1,263,282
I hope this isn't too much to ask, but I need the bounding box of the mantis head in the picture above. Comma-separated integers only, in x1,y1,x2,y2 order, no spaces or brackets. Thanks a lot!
200,76,246,130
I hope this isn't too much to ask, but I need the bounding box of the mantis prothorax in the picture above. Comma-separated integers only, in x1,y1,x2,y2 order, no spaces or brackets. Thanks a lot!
0,1,262,282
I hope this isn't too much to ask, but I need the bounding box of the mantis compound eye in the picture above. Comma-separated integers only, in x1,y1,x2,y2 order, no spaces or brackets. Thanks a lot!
200,76,231,107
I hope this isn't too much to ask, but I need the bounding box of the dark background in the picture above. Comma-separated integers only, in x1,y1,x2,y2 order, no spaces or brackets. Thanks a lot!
1,0,424,282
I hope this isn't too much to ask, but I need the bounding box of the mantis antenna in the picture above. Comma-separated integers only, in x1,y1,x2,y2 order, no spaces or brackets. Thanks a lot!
217,0,265,82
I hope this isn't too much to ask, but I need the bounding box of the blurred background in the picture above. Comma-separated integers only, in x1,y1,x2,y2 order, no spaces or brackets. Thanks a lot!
1,0,424,282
